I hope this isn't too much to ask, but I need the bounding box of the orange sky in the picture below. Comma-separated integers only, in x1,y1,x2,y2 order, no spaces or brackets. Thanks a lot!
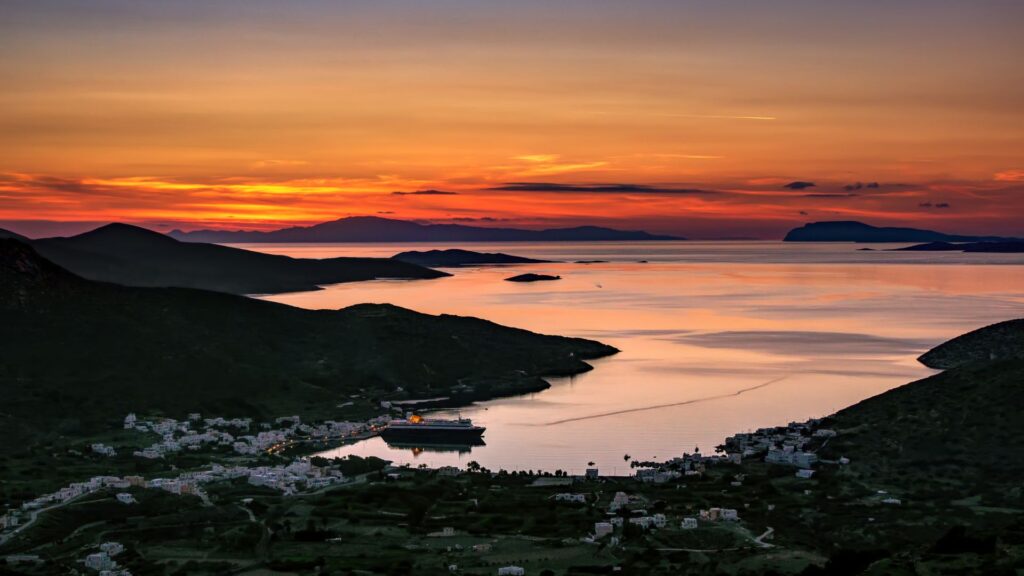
1,1,1022,238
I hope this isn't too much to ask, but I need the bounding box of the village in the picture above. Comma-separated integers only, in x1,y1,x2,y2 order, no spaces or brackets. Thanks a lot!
0,406,867,575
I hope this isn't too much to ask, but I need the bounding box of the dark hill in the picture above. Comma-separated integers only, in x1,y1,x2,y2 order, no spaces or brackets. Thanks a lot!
392,248,551,268
0,240,616,448
170,216,681,243
0,227,29,242
821,320,1024,496
505,273,561,282
917,319,1024,369
893,240,1024,253
783,221,1017,243
28,223,447,294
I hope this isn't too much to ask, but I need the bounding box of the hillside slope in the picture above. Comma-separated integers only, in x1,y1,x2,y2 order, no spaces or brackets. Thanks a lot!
28,223,447,294
0,240,616,448
917,319,1024,369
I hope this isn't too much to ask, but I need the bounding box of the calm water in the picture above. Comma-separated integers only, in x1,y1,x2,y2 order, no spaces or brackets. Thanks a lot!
239,241,1024,474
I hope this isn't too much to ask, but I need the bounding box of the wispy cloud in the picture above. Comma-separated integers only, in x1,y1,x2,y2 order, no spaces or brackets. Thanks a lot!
487,182,717,195
391,189,458,196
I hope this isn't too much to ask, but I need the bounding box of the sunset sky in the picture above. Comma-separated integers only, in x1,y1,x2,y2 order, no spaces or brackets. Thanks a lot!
2,0,1023,239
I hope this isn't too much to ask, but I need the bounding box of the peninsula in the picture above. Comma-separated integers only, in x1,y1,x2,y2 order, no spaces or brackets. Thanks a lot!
783,220,1019,243
4,223,447,295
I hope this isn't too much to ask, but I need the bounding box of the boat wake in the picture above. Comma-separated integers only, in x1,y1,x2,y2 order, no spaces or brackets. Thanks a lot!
538,375,790,426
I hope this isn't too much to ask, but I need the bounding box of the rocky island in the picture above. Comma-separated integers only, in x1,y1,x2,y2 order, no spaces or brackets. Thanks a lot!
505,273,562,282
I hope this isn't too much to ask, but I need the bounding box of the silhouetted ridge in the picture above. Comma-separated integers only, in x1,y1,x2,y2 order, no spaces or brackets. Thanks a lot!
170,216,682,243
25,222,448,294
784,221,1018,243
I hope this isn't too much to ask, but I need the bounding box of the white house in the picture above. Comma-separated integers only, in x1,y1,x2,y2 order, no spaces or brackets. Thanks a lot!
498,567,525,576
795,469,815,479
681,517,698,530
115,493,136,505
99,542,124,556
84,552,115,571
594,522,613,538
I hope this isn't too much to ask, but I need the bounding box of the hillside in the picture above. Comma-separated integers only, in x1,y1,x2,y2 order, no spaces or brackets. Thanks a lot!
170,216,682,243
820,319,1024,493
783,221,1017,243
392,248,550,267
25,223,447,294
917,319,1024,369
0,239,617,449
893,240,1024,253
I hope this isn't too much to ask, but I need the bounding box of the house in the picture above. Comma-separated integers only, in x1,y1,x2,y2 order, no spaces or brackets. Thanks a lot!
115,493,136,505
882,498,902,505
609,492,631,511
442,527,456,536
594,522,613,538
498,567,525,576
585,468,599,479
680,517,698,530
123,413,136,429
473,543,492,552
554,493,586,503
100,542,124,557
84,552,115,571
795,469,815,479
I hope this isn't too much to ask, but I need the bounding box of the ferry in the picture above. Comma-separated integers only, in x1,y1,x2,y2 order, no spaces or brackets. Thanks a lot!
380,414,485,442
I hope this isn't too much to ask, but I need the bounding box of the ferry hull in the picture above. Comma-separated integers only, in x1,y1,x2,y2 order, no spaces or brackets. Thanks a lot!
380,427,485,443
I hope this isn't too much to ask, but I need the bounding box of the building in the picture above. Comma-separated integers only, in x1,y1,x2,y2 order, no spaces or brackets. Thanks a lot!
554,493,586,503
498,567,525,576
681,517,698,530
585,468,599,479
84,552,115,571
594,522,613,538
100,542,124,556
795,469,815,479
115,493,136,505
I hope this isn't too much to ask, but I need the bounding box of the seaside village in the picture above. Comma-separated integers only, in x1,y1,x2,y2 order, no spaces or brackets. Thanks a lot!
1,408,854,573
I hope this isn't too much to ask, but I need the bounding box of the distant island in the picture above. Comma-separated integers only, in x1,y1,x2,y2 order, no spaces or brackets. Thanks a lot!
505,273,561,282
169,216,683,243
391,248,551,268
2,223,447,295
891,240,1024,253
783,220,1019,243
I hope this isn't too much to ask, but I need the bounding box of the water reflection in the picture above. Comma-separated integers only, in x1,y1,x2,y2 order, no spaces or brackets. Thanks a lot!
383,437,486,457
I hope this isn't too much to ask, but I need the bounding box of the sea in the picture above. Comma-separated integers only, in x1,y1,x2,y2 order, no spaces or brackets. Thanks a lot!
234,241,1024,474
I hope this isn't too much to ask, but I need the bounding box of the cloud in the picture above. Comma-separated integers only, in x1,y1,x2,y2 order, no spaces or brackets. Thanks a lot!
919,202,933,208
918,201,952,209
935,202,951,208
447,216,510,222
798,210,809,215
843,181,880,191
515,154,560,163
994,169,1024,182
804,193,856,199
783,181,815,190
391,189,458,196
486,182,716,195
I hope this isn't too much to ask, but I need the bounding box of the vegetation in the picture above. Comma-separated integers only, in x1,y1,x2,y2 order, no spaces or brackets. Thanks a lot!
0,239,616,451
13,223,447,295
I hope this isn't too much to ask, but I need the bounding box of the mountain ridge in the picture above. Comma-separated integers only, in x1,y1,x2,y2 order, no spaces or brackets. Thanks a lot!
19,223,448,294
784,220,1020,243
169,216,683,243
